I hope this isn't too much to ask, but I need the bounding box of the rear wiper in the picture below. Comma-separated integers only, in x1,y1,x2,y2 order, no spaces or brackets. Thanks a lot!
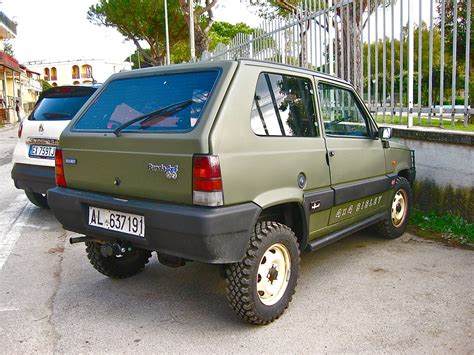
42,112,71,119
113,99,194,136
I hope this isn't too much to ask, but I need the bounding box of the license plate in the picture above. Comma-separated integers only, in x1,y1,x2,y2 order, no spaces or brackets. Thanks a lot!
88,207,145,237
29,145,56,159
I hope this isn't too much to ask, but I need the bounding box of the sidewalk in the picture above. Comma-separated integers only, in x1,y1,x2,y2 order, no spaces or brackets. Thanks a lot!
0,121,20,133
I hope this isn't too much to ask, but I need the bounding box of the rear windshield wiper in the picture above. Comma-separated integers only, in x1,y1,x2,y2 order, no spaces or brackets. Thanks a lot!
113,99,194,136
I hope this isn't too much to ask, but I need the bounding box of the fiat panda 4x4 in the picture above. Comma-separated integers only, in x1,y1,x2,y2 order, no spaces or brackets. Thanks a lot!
48,60,415,325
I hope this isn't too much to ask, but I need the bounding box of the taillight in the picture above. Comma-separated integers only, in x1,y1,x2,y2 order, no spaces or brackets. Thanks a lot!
192,155,223,206
55,148,67,187
18,121,23,138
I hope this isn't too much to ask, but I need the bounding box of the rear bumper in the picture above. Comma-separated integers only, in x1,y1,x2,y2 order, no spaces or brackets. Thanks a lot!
11,163,55,194
47,187,261,264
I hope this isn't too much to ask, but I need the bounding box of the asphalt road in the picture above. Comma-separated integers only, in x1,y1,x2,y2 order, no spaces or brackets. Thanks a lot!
0,124,473,353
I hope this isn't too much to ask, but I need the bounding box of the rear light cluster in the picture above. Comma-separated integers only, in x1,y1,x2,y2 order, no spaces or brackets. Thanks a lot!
192,155,223,206
55,148,67,187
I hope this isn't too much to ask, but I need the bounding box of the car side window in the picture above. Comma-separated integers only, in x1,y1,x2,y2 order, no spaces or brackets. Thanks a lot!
250,73,318,137
318,83,371,137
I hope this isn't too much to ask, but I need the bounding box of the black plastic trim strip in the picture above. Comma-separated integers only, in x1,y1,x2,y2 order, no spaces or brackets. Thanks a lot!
305,211,387,252
304,188,334,214
334,175,393,206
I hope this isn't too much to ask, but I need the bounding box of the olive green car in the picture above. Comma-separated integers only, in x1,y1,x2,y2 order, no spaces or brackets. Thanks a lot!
48,60,415,325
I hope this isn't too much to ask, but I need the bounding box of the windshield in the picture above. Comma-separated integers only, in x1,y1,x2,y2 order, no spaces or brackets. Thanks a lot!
73,70,220,132
32,96,91,121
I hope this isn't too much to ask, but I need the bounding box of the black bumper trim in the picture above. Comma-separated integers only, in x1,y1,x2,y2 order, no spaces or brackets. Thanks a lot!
11,163,55,195
48,187,262,264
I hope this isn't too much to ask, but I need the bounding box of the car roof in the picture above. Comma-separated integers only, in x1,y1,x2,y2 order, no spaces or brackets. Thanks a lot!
105,59,351,87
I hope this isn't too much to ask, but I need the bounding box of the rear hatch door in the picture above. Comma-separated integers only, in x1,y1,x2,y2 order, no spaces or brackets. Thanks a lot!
60,63,236,204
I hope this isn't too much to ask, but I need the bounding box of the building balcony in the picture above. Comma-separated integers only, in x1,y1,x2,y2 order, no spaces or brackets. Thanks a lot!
0,51,20,72
0,12,17,39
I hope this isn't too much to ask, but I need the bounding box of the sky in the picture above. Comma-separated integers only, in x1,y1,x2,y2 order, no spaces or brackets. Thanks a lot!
1,0,437,65
0,0,261,64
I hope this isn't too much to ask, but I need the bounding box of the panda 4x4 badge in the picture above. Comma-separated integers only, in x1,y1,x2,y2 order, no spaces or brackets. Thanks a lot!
147,163,179,180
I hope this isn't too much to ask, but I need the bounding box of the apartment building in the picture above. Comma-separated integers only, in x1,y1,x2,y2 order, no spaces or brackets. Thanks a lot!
26,58,132,87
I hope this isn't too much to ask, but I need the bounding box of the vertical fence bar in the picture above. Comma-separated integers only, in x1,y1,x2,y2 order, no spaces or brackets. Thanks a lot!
341,1,345,79
352,0,357,87
367,0,371,109
346,3,351,82
428,0,434,125
464,0,471,127
399,0,403,123
360,0,364,99
324,0,329,73
390,0,395,122
417,0,422,124
382,0,387,122
309,1,313,68
407,0,414,128
328,0,334,75
450,0,458,126
375,1,379,116
318,0,323,71
332,0,340,76
439,0,445,126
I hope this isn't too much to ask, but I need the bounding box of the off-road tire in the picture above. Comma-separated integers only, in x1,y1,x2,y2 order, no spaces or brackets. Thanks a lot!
225,221,300,325
375,176,412,239
85,241,152,279
25,191,49,209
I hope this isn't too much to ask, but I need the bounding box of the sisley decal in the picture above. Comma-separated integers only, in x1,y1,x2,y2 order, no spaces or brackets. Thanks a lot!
335,195,383,220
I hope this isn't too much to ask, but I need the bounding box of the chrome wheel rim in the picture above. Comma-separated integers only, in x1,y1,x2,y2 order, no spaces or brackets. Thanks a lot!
391,189,408,227
257,243,291,306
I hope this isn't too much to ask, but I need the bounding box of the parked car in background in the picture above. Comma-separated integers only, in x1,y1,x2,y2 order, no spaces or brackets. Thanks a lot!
11,85,98,208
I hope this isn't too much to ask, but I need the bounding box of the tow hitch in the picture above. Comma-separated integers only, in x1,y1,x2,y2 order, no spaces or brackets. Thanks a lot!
100,242,132,257
69,237,133,257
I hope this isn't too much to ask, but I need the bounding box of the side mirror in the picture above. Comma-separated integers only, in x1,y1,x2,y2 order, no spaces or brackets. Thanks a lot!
378,126,392,140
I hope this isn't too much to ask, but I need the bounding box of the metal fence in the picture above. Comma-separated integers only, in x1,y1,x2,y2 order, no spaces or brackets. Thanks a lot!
202,0,472,128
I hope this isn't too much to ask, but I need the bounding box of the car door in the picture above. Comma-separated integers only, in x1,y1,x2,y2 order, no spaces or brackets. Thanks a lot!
316,80,390,226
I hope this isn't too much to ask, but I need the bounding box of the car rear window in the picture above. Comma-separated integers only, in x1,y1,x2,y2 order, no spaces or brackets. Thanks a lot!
31,96,92,121
73,70,220,133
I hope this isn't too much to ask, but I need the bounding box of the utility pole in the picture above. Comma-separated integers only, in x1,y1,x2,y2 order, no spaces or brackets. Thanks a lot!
164,0,170,65
189,0,196,62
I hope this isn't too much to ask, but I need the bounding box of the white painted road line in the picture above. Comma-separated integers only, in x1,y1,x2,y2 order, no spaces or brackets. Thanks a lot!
0,194,33,271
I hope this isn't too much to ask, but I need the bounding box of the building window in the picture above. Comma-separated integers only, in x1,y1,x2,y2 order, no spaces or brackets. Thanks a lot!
73,81,80,85
44,68,50,81
52,82,58,87
51,67,57,81
72,65,80,79
81,64,92,79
